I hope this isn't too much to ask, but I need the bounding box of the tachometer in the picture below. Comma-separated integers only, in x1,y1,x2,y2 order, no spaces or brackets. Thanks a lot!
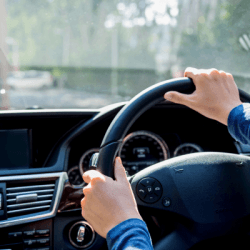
118,131,169,176
79,148,99,176
173,143,203,157
68,166,84,187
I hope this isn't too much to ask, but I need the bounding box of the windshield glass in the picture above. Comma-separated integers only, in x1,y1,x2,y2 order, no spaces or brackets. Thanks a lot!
0,0,249,110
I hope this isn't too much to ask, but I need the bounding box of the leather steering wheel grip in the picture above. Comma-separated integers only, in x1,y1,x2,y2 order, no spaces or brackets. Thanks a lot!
96,77,195,178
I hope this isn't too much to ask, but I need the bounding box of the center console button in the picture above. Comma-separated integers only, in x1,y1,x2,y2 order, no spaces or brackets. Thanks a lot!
23,230,36,237
8,232,22,238
24,239,36,246
36,229,50,235
37,237,50,245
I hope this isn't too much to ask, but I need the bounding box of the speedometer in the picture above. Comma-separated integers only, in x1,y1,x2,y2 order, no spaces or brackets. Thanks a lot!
118,131,169,176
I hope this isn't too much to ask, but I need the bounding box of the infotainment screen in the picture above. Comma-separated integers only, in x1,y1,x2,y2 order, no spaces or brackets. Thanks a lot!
0,129,32,169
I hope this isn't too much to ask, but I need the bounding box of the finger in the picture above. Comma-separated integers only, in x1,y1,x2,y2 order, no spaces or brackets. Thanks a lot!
81,197,87,218
82,170,104,184
184,67,198,77
82,185,91,196
164,91,192,106
219,70,227,76
81,197,86,207
114,157,127,183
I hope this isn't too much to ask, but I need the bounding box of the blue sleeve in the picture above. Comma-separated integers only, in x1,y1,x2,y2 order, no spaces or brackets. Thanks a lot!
228,103,250,145
106,218,154,250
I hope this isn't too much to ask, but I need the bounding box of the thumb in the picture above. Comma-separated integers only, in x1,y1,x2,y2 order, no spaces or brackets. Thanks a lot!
164,91,191,105
114,157,128,183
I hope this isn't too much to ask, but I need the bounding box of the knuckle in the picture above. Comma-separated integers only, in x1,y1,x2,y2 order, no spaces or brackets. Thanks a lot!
219,70,227,76
209,68,219,75
200,72,209,77
226,72,233,78
82,187,91,195
82,172,89,181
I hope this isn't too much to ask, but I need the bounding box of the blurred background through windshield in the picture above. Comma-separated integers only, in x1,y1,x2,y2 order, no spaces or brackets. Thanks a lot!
0,0,250,109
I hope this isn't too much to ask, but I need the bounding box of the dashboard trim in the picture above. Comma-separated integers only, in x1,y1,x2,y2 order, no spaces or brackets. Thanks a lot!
0,172,68,228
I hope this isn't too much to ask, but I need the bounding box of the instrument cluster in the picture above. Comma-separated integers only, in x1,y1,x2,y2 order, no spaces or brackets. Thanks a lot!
68,130,203,187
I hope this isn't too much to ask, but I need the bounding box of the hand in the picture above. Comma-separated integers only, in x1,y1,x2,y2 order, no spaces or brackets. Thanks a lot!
164,67,243,125
81,157,143,238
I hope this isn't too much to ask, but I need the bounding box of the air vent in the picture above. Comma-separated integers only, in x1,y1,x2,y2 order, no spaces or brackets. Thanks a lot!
6,182,55,218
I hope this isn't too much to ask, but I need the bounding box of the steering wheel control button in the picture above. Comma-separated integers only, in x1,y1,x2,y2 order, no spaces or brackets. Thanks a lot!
137,178,163,203
146,186,153,194
162,197,171,207
144,194,158,203
137,187,147,199
69,221,95,248
140,177,155,187
153,183,163,197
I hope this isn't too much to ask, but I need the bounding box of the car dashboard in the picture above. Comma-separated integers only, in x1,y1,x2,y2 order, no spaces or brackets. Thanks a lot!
0,101,248,250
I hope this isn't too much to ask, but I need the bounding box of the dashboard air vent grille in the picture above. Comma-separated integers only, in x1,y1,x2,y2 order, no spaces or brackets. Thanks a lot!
6,182,55,218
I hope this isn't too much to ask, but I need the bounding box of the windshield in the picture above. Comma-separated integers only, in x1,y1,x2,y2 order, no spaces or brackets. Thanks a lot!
0,0,249,110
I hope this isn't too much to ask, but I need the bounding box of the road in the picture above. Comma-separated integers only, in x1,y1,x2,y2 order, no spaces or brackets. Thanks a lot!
7,88,130,109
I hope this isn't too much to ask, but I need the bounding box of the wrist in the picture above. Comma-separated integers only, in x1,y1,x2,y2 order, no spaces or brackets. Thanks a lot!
225,102,243,126
217,102,243,126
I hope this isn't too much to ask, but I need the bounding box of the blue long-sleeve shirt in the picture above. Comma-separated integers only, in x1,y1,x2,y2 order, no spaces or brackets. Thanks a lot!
106,103,249,250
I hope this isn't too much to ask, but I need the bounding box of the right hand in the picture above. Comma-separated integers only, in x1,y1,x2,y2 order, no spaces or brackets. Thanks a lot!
164,67,243,125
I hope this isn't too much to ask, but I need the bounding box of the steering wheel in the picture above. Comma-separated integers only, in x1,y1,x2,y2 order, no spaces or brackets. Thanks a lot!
93,77,250,249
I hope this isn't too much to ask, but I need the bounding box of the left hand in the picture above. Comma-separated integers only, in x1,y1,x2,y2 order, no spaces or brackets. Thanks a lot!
81,157,143,238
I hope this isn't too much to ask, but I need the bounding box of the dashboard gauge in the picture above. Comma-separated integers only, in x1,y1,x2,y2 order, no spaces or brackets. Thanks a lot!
79,148,99,176
174,143,203,157
118,131,169,176
68,166,84,187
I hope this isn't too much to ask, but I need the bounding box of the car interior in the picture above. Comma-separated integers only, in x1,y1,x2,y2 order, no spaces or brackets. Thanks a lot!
2,0,250,249
1,79,250,250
